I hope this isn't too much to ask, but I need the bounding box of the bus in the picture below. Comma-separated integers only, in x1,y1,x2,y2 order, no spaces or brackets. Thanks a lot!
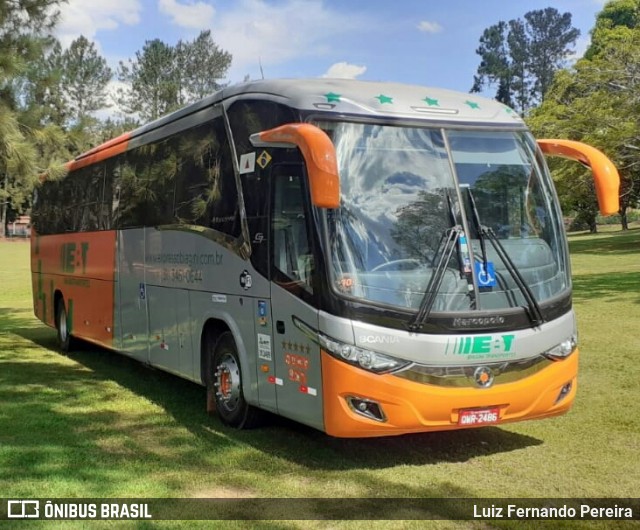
31,79,620,437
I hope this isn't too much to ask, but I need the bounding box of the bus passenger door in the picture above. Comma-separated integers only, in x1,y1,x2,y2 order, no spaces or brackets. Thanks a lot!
269,167,324,432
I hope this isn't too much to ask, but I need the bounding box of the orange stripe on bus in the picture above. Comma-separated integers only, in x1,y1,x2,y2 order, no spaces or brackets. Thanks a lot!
80,132,131,158
67,132,131,172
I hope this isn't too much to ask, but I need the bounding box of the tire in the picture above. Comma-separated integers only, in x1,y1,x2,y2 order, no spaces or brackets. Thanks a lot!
207,331,264,429
55,297,73,352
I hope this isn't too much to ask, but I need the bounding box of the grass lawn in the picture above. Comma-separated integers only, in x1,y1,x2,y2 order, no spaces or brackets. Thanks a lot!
0,230,638,529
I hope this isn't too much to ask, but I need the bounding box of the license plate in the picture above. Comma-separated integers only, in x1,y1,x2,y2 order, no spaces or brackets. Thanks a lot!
457,407,500,426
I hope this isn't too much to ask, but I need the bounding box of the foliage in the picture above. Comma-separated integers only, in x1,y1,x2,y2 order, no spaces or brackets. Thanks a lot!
472,7,580,114
586,0,640,59
0,0,68,237
18,35,112,131
116,39,177,122
60,35,113,123
1,16,233,235
117,31,232,122
17,38,67,126
528,1,640,231
176,30,232,103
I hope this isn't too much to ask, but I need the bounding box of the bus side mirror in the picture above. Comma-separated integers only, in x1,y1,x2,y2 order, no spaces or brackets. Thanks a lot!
537,139,620,216
250,123,340,209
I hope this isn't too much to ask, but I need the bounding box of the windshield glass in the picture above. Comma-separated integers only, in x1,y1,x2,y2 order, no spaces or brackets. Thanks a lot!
448,130,569,309
316,121,569,315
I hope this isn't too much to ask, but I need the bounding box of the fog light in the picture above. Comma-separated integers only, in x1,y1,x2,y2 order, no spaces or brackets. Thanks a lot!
555,382,572,404
346,396,387,422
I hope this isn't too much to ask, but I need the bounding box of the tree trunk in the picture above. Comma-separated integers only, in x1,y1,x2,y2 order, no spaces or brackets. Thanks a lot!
620,207,629,231
589,215,597,234
0,173,7,239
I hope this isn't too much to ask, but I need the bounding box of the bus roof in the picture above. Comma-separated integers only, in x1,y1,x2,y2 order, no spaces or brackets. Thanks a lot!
74,78,524,166
221,78,523,124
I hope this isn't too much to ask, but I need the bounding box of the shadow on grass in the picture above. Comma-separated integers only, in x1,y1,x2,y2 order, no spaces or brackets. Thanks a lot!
572,271,640,304
1,325,548,515
0,307,55,350
0,306,41,331
568,229,640,255
12,325,543,477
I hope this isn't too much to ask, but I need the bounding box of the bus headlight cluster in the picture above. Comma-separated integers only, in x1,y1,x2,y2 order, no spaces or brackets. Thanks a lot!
292,315,410,374
318,333,410,374
543,334,578,360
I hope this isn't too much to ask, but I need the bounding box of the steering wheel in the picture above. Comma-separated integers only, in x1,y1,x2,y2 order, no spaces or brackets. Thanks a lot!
371,258,423,272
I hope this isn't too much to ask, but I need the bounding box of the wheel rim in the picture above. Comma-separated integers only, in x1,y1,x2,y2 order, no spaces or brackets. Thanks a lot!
214,353,241,413
58,305,68,342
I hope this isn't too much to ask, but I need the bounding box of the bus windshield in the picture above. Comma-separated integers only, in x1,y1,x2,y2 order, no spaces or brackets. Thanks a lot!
317,121,569,315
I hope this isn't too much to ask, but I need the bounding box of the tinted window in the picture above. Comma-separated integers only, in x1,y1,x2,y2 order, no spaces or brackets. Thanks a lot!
116,114,240,237
33,164,106,234
33,109,240,238
227,100,298,276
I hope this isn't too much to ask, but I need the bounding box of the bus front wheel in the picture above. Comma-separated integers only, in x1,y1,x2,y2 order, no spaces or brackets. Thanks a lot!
55,297,73,352
208,331,263,429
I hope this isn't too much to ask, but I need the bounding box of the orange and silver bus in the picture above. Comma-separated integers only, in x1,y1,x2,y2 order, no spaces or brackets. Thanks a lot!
31,79,619,437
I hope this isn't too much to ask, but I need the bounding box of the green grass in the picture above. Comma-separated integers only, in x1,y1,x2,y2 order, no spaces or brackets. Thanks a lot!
0,232,639,528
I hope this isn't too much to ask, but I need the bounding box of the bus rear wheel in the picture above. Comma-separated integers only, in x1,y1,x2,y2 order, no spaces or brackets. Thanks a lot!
209,331,263,429
55,297,73,352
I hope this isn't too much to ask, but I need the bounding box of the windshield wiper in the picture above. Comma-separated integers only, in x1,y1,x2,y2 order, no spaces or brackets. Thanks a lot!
466,187,488,269
409,190,478,332
408,225,462,332
466,188,544,327
446,192,467,280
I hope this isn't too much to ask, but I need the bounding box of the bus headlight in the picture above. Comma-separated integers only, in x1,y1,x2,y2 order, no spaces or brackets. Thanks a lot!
292,315,410,374
319,334,410,374
543,334,578,360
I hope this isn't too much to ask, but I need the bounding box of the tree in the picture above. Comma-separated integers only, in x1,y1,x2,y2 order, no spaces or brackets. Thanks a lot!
528,5,640,232
180,30,231,101
507,19,529,112
585,0,640,60
117,31,232,122
117,39,177,122
525,8,580,101
17,39,67,127
60,36,112,123
0,0,68,238
471,22,513,108
472,8,580,114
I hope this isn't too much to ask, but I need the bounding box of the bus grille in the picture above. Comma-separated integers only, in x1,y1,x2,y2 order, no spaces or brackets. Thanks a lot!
393,355,553,388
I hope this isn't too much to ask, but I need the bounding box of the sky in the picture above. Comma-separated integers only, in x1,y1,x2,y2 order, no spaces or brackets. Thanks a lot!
53,0,610,107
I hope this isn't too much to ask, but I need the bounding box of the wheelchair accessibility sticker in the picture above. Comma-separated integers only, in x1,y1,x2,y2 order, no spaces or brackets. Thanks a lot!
475,261,497,288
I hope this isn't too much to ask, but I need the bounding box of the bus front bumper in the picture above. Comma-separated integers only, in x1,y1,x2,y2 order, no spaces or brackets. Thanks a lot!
321,349,578,438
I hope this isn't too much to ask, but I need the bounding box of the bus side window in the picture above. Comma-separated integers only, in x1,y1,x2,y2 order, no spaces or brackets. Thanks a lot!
272,170,314,294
